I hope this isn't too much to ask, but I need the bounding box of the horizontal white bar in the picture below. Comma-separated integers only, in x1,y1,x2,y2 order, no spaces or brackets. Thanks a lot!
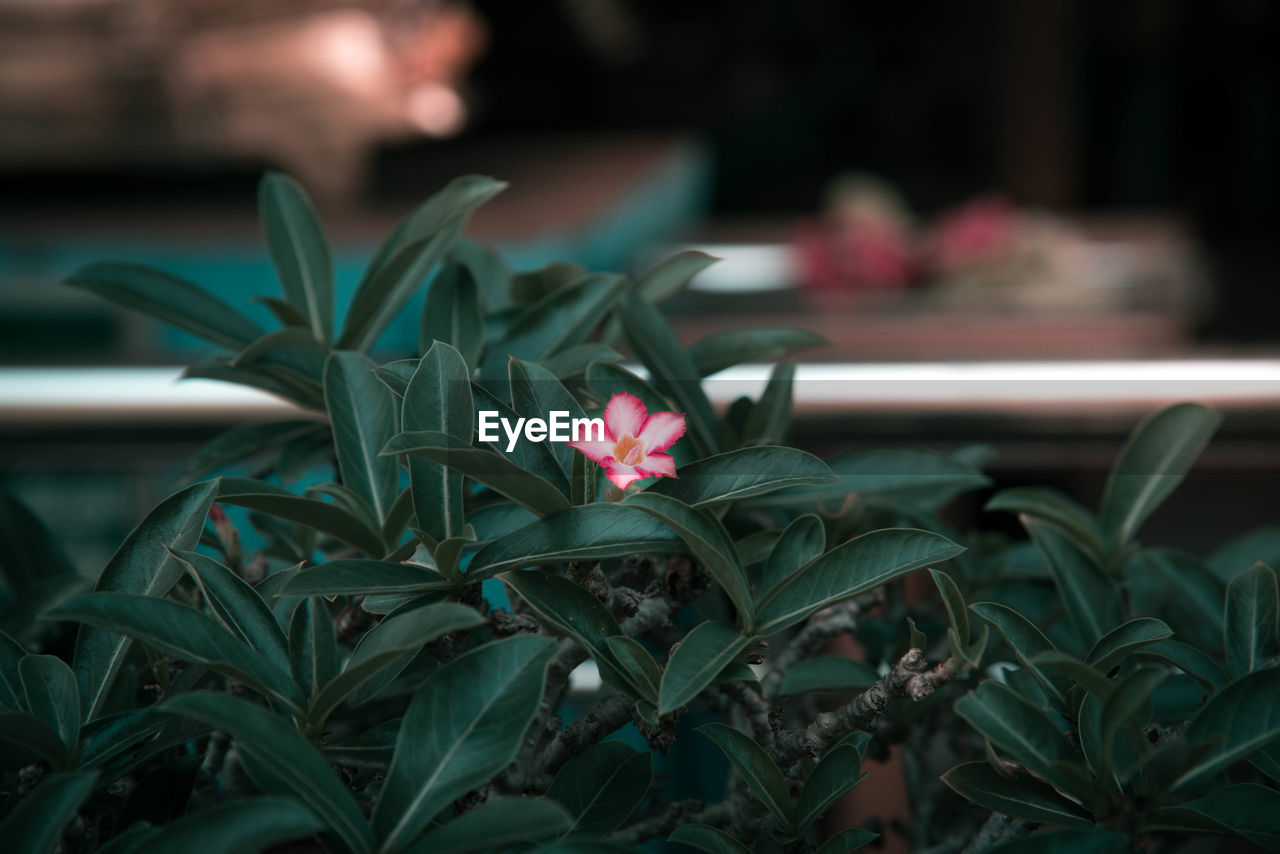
2,361,1279,425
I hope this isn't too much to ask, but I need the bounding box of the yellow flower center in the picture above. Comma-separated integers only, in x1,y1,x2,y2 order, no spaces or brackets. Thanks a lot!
614,434,645,467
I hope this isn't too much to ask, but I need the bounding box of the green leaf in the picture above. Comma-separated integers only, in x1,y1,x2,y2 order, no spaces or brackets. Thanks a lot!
53,593,305,710
217,478,385,556
540,344,623,379
778,656,878,696
404,344,473,542
341,176,505,352
688,327,827,377
741,362,795,445
260,172,333,341
19,654,79,748
406,798,572,854
1099,666,1168,784
623,492,754,628
1100,402,1220,550
485,273,626,373
795,744,866,830
374,359,418,398
372,635,555,853
698,723,794,832
131,796,324,854
172,549,289,673
255,294,312,328
650,447,838,509
164,692,373,854
0,492,78,588
472,383,571,497
0,710,71,770
986,486,1105,566
814,828,879,854
290,597,337,700
420,261,483,368
176,420,320,482
970,602,1069,701
660,622,751,714
1031,652,1117,700
930,569,970,646
0,628,25,709
1224,562,1280,677
1086,618,1173,676
583,362,671,422
502,570,634,695
1024,518,1123,647
941,762,1093,827
617,294,720,457
73,480,217,720
954,681,1075,777
668,824,751,854
1137,639,1227,690
759,515,825,601
986,829,1129,854
0,771,98,853
1178,783,1280,850
1176,668,1280,789
547,741,651,835
325,352,400,523
309,603,484,728
66,262,263,350
509,358,589,483
1210,525,1280,584
755,529,964,636
383,431,570,517
281,560,451,597
467,503,682,579
605,636,662,702
634,250,718,304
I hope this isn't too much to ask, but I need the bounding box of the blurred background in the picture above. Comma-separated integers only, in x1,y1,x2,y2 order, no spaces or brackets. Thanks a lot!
2,0,1280,563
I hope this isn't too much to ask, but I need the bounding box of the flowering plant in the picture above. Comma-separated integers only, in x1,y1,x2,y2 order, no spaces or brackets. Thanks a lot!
1,173,1276,853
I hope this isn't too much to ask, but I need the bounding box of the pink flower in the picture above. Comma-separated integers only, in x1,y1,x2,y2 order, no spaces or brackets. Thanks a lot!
569,392,686,490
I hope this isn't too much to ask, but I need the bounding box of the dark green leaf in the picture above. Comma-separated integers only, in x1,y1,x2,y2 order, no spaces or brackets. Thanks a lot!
485,272,626,372
502,570,633,695
1100,403,1220,550
741,362,794,445
66,262,263,350
467,503,682,579
132,796,324,854
1137,639,1226,690
0,710,71,770
177,420,320,482
778,656,878,696
1225,562,1280,677
510,358,588,482
374,360,418,398
970,602,1069,702
650,447,838,509
383,431,571,517
660,622,750,714
813,828,879,854
755,529,964,636
19,654,79,748
985,487,1105,567
1176,667,1280,789
540,344,623,379
254,295,311,328
341,176,505,352
230,328,327,383
668,824,751,854
0,628,25,709
617,294,720,457
404,344,473,542
954,681,1075,777
795,744,866,830
325,352,399,523
583,362,671,421
472,383,571,498
420,261,483,368
73,481,217,720
290,597,337,700
217,478,384,556
1031,653,1116,700
172,549,289,672
281,560,449,597
1209,525,1280,583
930,569,970,646
987,829,1129,854
372,635,555,852
547,741,651,835
634,250,718,304
54,593,305,710
759,515,825,601
1086,618,1173,676
0,771,98,853
688,327,827,377
184,355,322,409
1178,783,1280,849
698,723,793,832
0,492,77,587
164,692,373,854
605,636,661,702
941,762,1093,827
1025,518,1122,647
260,172,333,341
1100,667,1168,784
406,798,572,854
623,492,754,627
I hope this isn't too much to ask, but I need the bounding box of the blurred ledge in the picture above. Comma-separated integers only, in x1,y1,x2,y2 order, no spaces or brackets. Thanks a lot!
3,361,1280,428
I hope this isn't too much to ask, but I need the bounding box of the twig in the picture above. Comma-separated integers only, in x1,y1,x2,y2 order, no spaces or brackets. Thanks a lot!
761,591,883,699
717,681,776,753
540,694,636,778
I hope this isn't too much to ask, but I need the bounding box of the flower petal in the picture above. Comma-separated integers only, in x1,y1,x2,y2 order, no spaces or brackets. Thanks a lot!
636,410,686,452
603,392,647,441
567,438,614,465
636,452,677,479
602,460,646,490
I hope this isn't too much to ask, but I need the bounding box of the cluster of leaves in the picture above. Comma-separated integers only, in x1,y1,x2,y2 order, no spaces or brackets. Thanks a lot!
0,171,1276,853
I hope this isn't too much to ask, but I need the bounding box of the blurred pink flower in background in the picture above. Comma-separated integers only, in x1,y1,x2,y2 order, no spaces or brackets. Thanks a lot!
924,195,1016,274
569,392,686,490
